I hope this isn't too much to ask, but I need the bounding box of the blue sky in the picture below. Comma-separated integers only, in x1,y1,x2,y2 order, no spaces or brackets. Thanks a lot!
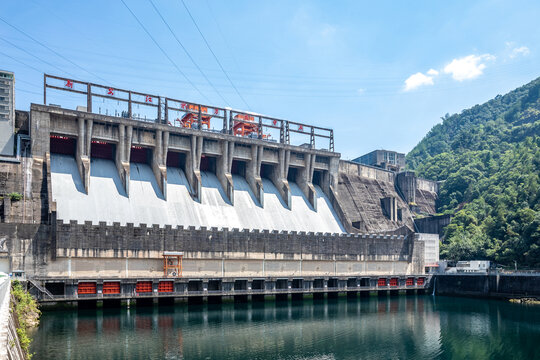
1,0,539,159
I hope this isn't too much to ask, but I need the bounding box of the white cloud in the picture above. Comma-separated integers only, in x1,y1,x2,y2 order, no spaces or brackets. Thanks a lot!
510,46,530,58
404,72,435,91
426,69,439,76
443,54,495,81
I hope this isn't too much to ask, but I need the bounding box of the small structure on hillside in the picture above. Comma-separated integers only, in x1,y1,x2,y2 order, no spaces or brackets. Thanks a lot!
352,149,405,172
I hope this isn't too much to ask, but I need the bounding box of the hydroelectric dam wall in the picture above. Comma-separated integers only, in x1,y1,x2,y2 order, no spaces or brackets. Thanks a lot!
0,76,434,302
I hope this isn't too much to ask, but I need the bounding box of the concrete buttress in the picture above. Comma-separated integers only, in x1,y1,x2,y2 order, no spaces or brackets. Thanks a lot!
269,148,291,209
297,153,317,211
216,140,234,204
76,117,92,193
247,145,264,206
186,135,202,201
115,124,132,196
151,129,168,199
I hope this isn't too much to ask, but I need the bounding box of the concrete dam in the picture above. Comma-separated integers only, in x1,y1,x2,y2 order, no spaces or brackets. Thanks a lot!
0,74,440,303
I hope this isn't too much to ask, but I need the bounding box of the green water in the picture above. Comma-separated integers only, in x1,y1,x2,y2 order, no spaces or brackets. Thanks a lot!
31,295,540,360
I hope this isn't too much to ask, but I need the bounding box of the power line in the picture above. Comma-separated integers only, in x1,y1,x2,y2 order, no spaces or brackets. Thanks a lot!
0,15,108,82
17,87,42,96
0,37,78,79
120,0,211,103
180,0,252,110
204,0,242,74
148,0,230,106
0,50,42,73
14,78,42,89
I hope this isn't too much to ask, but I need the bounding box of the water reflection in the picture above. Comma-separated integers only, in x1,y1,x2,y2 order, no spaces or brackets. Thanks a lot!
31,296,540,360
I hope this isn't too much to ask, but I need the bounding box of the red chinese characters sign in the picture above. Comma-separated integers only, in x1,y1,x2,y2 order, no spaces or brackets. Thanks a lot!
181,103,208,113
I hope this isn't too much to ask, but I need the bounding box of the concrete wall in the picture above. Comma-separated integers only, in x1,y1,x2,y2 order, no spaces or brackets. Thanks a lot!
434,274,540,298
414,215,451,236
0,156,49,224
55,222,417,261
417,177,439,193
415,233,439,266
395,172,439,216
339,160,395,182
40,257,415,279
334,172,414,234
4,220,424,278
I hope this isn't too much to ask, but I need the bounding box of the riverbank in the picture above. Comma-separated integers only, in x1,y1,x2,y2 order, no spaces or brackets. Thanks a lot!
0,278,40,360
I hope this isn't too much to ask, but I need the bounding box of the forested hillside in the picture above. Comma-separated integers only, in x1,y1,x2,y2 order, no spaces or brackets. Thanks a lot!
407,77,540,267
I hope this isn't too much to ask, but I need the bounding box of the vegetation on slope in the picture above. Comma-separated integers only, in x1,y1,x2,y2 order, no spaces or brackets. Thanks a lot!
11,280,40,359
407,77,540,267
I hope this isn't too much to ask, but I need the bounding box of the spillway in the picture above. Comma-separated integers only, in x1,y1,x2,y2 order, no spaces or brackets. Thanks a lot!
50,154,344,233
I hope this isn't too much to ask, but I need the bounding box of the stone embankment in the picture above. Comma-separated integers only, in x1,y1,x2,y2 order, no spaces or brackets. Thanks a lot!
433,273,540,300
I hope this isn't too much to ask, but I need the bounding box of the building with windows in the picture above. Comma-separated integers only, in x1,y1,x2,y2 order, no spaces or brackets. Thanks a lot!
0,70,15,156
352,149,405,172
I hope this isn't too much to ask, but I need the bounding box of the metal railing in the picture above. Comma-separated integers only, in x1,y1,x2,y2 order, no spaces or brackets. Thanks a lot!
43,74,335,151
44,74,160,121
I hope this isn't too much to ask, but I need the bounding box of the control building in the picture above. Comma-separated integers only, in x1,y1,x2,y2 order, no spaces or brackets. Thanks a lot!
353,149,405,172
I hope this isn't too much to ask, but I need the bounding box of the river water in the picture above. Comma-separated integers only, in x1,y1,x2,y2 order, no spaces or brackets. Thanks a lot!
31,295,539,359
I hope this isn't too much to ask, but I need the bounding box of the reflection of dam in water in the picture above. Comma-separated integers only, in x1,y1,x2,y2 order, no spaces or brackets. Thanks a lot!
31,296,540,360
50,154,345,233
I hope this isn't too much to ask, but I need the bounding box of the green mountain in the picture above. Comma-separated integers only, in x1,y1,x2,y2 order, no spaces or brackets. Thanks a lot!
407,77,540,267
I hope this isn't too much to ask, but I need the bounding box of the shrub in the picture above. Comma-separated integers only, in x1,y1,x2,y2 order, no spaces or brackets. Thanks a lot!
8,192,23,201
11,280,40,359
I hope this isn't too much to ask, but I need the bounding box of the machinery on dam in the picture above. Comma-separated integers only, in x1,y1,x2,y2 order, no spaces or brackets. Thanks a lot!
0,73,440,303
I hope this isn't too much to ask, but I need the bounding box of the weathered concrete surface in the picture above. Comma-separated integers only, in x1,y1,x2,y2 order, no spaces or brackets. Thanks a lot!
415,233,439,266
38,257,415,278
414,188,438,214
415,214,451,236
396,171,439,215
2,219,423,278
335,172,414,233
0,223,53,277
0,155,49,224
54,222,418,261
48,221,423,277
434,274,540,299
